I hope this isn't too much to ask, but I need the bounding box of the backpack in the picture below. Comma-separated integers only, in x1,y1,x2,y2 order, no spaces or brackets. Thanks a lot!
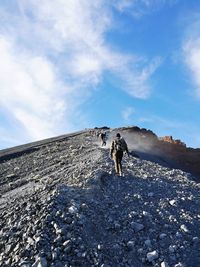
114,138,126,152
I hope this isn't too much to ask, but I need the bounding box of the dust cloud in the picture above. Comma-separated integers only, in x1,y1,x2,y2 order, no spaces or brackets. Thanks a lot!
105,130,158,154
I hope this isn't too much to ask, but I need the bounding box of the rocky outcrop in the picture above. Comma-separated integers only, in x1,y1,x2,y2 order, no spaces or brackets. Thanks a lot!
155,138,200,179
159,136,186,147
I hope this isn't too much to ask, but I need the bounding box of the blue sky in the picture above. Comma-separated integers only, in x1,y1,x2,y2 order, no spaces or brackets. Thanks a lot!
0,0,200,149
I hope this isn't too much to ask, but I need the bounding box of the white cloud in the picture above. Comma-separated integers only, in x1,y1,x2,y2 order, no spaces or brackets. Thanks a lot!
181,12,200,99
0,0,161,147
122,107,135,121
0,36,71,140
183,38,200,98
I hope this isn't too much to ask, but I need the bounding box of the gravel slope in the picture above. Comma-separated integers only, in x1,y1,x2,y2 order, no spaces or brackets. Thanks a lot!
0,131,199,267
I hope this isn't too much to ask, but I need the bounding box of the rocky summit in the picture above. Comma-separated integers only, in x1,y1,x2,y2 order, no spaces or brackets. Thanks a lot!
0,128,199,267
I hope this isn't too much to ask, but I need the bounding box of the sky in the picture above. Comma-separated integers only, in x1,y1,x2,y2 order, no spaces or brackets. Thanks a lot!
0,0,200,149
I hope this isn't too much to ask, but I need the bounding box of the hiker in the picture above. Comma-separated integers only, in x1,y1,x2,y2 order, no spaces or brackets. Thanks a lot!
110,133,129,176
100,132,106,146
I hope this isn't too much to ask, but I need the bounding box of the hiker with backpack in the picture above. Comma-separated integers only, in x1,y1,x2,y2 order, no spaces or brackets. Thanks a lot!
110,133,129,176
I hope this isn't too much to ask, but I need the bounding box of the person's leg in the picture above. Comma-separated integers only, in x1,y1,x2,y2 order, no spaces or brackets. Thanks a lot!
113,153,119,174
118,151,123,176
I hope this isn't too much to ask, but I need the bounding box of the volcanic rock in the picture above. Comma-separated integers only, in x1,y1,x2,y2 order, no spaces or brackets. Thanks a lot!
0,128,199,267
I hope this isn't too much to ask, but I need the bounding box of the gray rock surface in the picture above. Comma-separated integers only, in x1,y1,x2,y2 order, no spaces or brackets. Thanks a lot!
0,130,200,267
146,250,159,262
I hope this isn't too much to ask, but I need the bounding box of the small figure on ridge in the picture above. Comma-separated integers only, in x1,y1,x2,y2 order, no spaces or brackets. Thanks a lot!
100,132,107,146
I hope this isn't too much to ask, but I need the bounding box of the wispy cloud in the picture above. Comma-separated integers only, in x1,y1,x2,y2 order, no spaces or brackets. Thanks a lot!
122,107,135,122
113,0,179,18
181,12,200,99
0,0,161,147
138,114,185,131
120,57,162,98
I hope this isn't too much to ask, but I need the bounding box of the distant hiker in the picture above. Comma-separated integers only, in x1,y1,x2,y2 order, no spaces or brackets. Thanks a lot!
96,131,100,139
110,133,129,176
100,132,106,146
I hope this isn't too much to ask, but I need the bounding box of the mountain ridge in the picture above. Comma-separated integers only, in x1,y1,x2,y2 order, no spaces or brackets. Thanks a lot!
0,128,199,267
